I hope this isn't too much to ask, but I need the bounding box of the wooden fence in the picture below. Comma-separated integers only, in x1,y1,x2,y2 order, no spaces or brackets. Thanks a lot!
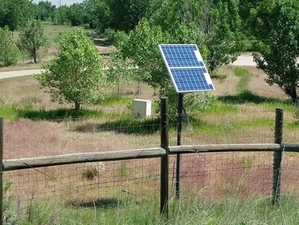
1,98,299,222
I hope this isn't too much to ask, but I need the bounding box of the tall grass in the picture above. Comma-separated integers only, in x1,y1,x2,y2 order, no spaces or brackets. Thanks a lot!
9,194,299,224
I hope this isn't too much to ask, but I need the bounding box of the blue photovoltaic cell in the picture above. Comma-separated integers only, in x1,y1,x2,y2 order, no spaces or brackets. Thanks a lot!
159,44,215,93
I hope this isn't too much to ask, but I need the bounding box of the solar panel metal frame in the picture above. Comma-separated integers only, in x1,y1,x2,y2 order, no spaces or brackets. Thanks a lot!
159,44,215,93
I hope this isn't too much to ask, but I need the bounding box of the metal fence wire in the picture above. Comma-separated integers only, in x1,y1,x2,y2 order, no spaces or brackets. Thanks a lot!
1,106,299,218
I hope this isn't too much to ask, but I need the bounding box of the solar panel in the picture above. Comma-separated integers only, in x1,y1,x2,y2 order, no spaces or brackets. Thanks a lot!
159,44,215,93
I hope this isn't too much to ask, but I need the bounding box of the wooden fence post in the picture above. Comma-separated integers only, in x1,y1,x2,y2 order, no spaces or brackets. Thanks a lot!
273,108,283,204
160,97,169,218
0,117,3,225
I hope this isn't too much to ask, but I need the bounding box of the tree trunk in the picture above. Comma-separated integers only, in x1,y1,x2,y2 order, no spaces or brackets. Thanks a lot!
286,86,297,103
33,47,37,63
75,102,80,111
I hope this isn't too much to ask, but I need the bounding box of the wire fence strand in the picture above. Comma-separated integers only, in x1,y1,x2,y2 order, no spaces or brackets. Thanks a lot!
3,107,299,216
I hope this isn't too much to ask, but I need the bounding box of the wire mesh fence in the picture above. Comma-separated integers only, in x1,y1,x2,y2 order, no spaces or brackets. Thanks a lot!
2,106,299,218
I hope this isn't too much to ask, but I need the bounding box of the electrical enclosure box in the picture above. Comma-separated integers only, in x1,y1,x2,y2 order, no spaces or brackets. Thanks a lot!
132,99,151,117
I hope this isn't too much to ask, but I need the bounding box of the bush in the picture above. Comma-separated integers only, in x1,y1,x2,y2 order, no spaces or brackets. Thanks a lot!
3,181,19,224
0,27,20,67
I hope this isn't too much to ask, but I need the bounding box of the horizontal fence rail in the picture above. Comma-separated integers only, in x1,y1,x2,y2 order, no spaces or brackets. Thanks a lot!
169,143,281,153
4,143,299,172
3,147,165,171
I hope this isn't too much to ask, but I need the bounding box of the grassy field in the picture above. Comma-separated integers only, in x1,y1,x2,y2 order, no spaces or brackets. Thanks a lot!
2,24,299,224
0,23,113,72
7,194,299,225
2,64,299,224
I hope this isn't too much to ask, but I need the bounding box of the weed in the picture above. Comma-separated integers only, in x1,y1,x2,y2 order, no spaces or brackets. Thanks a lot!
19,96,42,110
234,68,252,92
211,74,227,83
243,157,254,169
3,181,19,225
118,163,130,177
234,67,249,77
82,162,105,181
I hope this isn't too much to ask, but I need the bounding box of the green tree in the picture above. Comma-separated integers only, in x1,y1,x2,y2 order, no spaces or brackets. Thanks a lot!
239,0,262,31
67,3,86,26
53,5,69,25
0,26,20,66
106,31,137,96
35,28,107,110
205,0,246,72
18,19,48,63
36,0,56,21
82,0,110,29
105,0,150,33
0,0,35,30
250,0,299,102
83,0,150,33
118,19,175,93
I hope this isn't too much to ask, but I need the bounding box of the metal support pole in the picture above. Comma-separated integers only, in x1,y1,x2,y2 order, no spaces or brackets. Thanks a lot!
0,117,3,225
273,108,283,204
176,93,183,199
160,97,169,218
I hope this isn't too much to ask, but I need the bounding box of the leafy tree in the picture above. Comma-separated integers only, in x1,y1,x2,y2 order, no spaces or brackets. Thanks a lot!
250,0,299,102
105,0,150,33
205,0,246,72
82,0,150,33
82,0,110,29
53,5,69,25
18,19,48,63
67,3,87,26
108,51,136,96
118,19,175,92
106,31,136,96
0,26,20,66
0,0,35,30
35,28,107,110
36,0,56,21
239,0,262,30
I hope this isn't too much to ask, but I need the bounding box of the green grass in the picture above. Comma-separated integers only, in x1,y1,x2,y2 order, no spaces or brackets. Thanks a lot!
211,73,227,82
234,67,250,77
234,68,252,92
74,115,160,135
43,23,80,44
0,106,19,120
239,117,274,128
10,195,299,224
201,100,239,115
99,95,132,106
